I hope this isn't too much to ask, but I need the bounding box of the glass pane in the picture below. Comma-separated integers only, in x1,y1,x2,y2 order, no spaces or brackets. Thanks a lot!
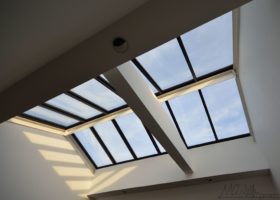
94,121,133,162
24,106,79,127
75,129,112,167
46,94,101,119
116,113,158,158
202,79,249,139
161,102,173,120
169,91,215,146
137,39,193,90
133,65,158,93
153,136,166,153
71,79,126,111
182,12,233,76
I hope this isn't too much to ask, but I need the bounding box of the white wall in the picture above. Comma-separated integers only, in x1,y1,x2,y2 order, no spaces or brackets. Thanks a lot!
89,136,269,196
0,122,269,200
239,0,280,190
96,174,278,200
0,121,270,199
0,122,94,200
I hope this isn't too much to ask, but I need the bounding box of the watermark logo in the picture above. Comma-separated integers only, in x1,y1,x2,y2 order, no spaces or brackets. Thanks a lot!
218,183,280,199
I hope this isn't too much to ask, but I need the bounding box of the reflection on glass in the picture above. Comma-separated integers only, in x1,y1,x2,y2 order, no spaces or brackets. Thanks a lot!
46,94,101,119
24,106,79,127
116,113,158,158
71,79,125,111
169,91,215,146
94,121,133,162
182,12,233,76
75,129,112,167
202,78,249,139
137,39,193,90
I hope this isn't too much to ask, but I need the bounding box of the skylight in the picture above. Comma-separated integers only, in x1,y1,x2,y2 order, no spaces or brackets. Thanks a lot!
116,113,158,158
137,39,193,90
46,94,101,119
71,78,126,111
74,114,166,168
24,106,79,127
23,77,127,128
21,11,250,169
181,12,233,76
75,129,112,167
169,91,215,146
94,121,134,163
133,65,158,93
202,78,249,139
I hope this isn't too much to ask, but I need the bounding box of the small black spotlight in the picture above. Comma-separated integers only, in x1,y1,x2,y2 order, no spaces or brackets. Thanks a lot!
112,37,128,53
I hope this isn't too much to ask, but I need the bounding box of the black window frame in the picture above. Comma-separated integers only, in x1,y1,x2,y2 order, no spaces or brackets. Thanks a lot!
21,12,250,169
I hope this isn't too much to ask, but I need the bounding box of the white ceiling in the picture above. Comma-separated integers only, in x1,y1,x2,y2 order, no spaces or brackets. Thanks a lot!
0,0,148,92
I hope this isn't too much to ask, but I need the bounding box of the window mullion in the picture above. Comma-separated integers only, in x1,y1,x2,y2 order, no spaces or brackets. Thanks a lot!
66,91,108,113
144,127,161,154
112,120,138,160
72,134,99,169
90,127,117,164
198,90,218,141
165,101,189,147
177,37,197,80
132,58,163,93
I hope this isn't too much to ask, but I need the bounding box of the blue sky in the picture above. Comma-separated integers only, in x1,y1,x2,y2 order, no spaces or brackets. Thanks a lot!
75,76,249,165
169,78,249,146
137,39,193,89
138,12,233,85
181,12,233,76
169,91,216,146
71,78,125,110
94,121,134,162
202,79,249,139
116,112,158,158
75,128,112,167
46,93,101,119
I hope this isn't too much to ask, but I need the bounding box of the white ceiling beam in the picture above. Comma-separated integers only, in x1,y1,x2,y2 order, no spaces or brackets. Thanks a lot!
105,61,193,174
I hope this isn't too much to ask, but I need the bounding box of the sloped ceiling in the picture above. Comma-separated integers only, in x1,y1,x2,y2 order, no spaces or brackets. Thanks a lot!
0,0,148,92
